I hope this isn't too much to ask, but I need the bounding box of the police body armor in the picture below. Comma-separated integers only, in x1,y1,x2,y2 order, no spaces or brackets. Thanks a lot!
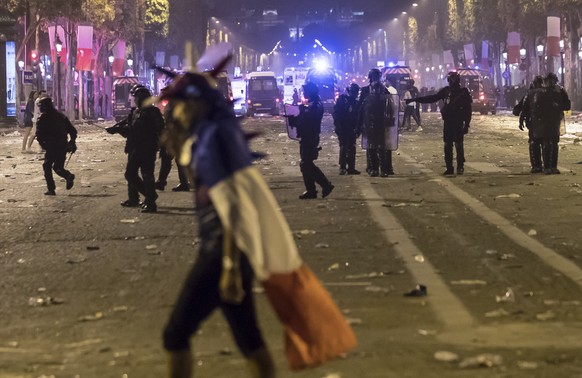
361,84,400,151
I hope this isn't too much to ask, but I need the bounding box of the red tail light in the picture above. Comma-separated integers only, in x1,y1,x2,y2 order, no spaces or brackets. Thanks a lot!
161,100,168,107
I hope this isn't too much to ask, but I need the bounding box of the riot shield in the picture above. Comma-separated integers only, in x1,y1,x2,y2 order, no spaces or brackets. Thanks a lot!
361,93,400,151
284,103,300,141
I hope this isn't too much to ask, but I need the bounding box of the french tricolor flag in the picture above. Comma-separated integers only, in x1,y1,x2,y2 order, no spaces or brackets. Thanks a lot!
191,117,357,370
76,26,93,71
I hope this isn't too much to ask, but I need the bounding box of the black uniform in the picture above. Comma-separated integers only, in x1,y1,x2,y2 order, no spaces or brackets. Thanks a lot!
513,79,543,173
36,106,77,194
525,83,570,174
109,104,164,210
358,82,394,177
333,92,360,174
296,96,334,198
413,84,472,174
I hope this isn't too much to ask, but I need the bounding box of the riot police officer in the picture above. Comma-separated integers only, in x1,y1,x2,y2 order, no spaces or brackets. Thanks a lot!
513,76,544,173
35,96,77,195
407,71,472,175
525,72,570,174
294,81,334,199
358,68,395,177
333,83,360,175
107,86,165,212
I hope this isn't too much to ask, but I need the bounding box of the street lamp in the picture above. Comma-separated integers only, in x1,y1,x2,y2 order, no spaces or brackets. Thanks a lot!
108,52,115,76
127,54,133,67
55,35,62,111
17,60,24,70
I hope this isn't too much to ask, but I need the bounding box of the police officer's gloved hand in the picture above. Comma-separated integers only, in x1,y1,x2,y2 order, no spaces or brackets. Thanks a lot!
405,99,414,105
105,126,117,134
67,140,77,153
518,122,524,131
463,124,470,134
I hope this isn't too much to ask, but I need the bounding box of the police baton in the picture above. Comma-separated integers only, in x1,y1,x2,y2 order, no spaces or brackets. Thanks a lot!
65,151,74,168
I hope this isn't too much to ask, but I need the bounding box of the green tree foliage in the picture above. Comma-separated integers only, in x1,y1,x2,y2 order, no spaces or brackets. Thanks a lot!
145,0,169,37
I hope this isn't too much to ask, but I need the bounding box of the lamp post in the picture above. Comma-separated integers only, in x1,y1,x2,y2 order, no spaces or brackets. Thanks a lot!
127,54,133,76
560,39,565,85
502,51,510,86
108,53,114,76
537,44,544,75
55,35,62,111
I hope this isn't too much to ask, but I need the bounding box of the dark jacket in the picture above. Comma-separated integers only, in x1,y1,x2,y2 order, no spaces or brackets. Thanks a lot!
118,106,165,154
333,94,359,139
526,85,570,140
36,109,77,151
415,85,472,128
296,97,324,142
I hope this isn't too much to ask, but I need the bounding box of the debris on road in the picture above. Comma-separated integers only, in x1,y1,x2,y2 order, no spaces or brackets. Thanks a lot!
86,245,100,251
495,193,521,199
495,288,515,303
484,308,510,317
434,350,459,362
459,353,503,368
528,229,537,236
79,312,105,322
404,284,427,297
536,310,556,321
451,280,487,285
28,296,65,307
120,218,140,224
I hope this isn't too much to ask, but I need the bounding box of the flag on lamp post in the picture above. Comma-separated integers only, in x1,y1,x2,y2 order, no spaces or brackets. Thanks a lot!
546,16,560,57
507,32,520,64
112,40,126,76
481,40,489,70
48,25,68,68
76,25,93,71
443,50,455,66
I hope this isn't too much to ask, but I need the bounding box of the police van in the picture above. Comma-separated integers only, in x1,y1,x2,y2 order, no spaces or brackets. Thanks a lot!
457,69,497,115
247,71,280,116
381,66,412,96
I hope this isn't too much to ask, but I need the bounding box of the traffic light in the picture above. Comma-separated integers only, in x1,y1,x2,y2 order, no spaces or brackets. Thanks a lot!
31,50,39,73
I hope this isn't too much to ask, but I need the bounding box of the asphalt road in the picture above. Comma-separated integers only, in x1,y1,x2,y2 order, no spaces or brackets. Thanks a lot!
2,112,582,377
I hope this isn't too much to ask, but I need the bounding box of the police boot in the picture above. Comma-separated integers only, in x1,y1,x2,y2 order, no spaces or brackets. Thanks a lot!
551,143,560,174
247,347,276,378
380,149,394,177
443,142,454,175
365,149,372,175
542,143,552,174
346,146,360,175
339,145,347,175
368,149,379,177
530,141,543,173
167,350,193,378
455,142,465,175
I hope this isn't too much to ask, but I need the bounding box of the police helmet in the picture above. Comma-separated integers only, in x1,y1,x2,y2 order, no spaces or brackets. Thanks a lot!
132,87,152,107
347,83,360,96
447,71,461,86
531,75,543,89
368,68,382,82
130,84,146,96
546,72,559,85
302,82,319,99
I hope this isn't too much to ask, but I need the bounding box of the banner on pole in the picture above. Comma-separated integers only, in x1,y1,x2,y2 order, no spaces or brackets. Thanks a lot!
507,32,520,64
481,40,489,70
112,40,126,76
546,16,560,57
76,25,93,71
464,43,474,67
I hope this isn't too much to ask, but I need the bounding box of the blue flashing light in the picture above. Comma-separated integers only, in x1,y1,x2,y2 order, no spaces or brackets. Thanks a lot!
314,59,329,72
388,62,396,68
